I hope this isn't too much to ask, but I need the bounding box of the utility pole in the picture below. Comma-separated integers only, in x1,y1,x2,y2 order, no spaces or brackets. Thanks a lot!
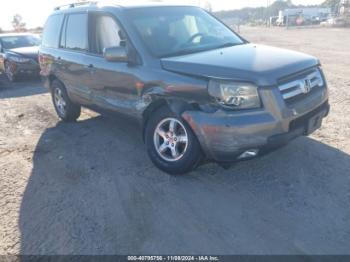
266,0,270,27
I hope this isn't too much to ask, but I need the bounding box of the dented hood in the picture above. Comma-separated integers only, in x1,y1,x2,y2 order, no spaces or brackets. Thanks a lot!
161,44,319,86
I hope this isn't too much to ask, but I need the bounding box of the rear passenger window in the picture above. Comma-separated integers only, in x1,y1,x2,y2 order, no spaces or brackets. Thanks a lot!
65,13,88,51
42,15,64,48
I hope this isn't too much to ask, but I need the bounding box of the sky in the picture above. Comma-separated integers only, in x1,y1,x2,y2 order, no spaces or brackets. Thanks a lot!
0,0,324,30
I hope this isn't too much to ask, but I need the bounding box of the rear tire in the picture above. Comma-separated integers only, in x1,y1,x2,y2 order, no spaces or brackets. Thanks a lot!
51,80,81,122
145,106,203,175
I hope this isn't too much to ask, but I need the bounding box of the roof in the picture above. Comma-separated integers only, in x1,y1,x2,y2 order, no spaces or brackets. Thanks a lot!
52,1,196,13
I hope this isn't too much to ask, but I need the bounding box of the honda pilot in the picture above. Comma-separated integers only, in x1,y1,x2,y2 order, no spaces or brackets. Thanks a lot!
39,2,330,174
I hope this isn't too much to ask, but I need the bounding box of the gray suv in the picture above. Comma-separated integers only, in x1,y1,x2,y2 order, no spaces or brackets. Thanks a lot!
39,2,329,174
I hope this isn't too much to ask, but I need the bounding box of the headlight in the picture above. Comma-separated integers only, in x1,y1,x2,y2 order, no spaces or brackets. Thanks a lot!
316,67,325,87
8,55,30,63
208,80,261,109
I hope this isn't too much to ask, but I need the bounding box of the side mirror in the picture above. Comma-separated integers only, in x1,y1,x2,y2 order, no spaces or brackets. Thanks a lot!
103,46,128,62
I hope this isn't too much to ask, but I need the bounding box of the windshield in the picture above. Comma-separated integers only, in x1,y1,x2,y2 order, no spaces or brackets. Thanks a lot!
1,35,41,49
126,7,245,58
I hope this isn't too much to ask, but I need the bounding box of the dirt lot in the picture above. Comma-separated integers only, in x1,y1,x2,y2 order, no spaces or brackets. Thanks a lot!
0,27,350,255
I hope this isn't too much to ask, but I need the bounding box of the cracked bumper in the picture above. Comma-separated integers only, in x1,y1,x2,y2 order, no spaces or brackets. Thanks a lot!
182,98,330,162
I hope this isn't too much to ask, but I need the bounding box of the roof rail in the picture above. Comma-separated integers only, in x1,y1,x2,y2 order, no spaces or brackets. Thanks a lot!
54,1,97,11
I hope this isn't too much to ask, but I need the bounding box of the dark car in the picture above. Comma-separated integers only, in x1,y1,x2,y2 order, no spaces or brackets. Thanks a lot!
39,2,329,174
0,33,41,82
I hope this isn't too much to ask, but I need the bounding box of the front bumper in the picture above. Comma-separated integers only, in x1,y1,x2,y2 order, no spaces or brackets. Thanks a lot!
182,86,329,162
9,61,40,77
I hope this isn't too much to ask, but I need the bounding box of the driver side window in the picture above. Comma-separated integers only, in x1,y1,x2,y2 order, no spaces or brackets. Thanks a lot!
90,14,126,55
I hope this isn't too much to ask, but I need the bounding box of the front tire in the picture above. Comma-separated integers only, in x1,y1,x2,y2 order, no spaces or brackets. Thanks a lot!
5,61,17,82
51,80,81,122
145,107,202,175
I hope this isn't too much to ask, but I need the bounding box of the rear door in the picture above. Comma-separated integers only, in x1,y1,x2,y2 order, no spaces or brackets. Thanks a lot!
40,14,65,86
84,12,142,116
57,12,92,105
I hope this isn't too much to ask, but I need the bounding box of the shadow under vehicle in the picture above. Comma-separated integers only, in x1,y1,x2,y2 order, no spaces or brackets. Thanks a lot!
19,114,350,254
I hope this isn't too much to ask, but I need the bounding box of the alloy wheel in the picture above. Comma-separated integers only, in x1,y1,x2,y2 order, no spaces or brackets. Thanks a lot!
54,88,67,116
5,62,14,82
153,117,189,162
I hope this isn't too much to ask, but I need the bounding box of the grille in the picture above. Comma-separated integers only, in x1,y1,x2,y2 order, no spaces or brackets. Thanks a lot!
289,101,329,131
278,69,324,103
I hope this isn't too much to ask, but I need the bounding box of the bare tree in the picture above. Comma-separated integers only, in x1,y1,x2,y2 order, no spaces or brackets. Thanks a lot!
12,14,26,32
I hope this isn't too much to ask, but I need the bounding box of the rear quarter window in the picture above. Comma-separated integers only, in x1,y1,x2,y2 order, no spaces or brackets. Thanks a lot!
42,15,64,48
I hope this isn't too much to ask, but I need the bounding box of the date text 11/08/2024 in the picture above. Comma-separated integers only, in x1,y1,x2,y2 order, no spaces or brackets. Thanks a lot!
127,256,220,261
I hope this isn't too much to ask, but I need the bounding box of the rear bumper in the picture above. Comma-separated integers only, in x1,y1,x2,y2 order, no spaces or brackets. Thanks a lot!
182,96,330,162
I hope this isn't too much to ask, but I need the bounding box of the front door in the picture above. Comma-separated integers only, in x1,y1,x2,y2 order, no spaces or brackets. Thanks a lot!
85,12,142,116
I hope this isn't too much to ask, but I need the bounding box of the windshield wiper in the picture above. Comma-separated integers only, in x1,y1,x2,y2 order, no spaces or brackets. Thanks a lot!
161,42,245,58
161,48,206,58
215,42,245,49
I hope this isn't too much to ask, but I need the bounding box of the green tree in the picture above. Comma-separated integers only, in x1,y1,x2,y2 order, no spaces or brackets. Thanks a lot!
268,0,293,16
321,0,340,12
215,0,294,23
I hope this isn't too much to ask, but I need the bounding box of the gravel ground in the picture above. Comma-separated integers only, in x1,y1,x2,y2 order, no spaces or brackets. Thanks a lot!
0,26,349,255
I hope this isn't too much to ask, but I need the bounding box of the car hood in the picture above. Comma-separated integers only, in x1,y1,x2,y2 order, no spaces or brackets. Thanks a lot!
161,44,319,86
6,46,39,61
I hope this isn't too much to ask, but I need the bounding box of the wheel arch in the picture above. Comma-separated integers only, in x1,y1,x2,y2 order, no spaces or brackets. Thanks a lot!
141,98,198,142
48,74,61,90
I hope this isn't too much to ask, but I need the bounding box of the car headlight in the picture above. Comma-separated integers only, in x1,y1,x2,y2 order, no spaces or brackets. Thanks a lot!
8,55,31,63
208,80,261,109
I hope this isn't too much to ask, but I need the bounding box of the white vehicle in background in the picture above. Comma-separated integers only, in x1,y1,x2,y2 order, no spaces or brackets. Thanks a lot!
276,7,331,26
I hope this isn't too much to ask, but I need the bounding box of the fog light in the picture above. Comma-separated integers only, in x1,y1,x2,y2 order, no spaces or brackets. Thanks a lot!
238,149,259,160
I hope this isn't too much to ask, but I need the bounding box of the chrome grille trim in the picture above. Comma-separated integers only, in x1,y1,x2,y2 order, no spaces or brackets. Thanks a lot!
279,69,324,101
